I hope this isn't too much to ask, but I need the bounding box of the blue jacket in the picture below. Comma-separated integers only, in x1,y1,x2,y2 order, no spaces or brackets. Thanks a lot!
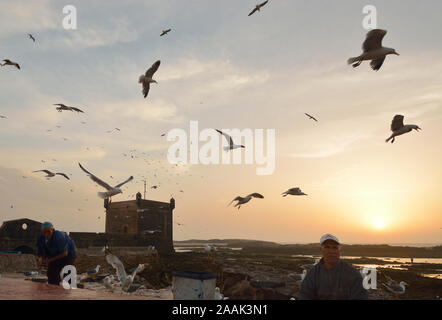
36,230,76,259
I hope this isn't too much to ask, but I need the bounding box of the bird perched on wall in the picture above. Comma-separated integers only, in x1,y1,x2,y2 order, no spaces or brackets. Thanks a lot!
228,193,264,210
248,1,269,16
139,60,161,98
348,29,399,71
1,59,20,69
385,115,421,143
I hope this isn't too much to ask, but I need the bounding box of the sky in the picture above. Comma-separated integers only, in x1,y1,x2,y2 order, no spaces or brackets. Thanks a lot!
0,0,441,244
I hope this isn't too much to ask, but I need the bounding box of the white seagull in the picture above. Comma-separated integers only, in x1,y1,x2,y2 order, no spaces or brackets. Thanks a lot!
139,60,161,98
248,1,269,16
288,270,307,281
386,115,421,143
78,162,133,199
348,29,399,71
282,187,307,197
382,275,408,295
301,258,320,271
228,193,264,210
215,129,245,151
33,170,70,180
104,246,146,291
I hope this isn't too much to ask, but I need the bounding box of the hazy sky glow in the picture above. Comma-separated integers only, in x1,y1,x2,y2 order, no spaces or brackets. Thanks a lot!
0,0,441,244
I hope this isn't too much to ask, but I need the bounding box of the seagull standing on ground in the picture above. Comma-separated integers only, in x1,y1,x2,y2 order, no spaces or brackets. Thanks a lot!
288,270,307,281
304,113,318,122
229,193,264,210
348,29,399,71
248,1,269,16
28,34,36,42
382,275,408,296
78,163,133,199
1,59,20,69
160,29,171,36
282,187,307,197
385,115,421,143
215,129,245,151
33,170,70,180
139,60,161,98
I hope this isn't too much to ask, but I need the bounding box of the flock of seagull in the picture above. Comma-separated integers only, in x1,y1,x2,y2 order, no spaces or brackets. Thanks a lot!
0,1,429,296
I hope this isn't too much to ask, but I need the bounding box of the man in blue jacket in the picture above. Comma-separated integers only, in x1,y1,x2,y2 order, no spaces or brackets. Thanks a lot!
36,222,77,285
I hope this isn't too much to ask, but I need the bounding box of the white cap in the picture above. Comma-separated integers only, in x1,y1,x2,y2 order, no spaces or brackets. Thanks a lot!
320,234,340,245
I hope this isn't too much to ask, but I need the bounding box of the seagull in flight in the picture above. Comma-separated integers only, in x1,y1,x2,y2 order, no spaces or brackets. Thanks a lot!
33,170,70,180
54,104,72,112
160,29,171,36
282,187,307,197
139,60,161,98
248,1,269,16
215,129,245,151
1,59,20,69
386,115,421,143
305,113,318,122
348,29,399,71
78,163,134,199
0,115,7,119
70,106,85,114
28,34,36,42
228,193,264,210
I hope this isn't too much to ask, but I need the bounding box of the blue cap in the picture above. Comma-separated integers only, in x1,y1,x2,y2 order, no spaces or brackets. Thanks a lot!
41,221,53,230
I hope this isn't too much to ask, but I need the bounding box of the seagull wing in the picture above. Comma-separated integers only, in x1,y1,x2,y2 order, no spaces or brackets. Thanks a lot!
70,107,84,113
370,57,385,71
260,1,269,8
391,115,404,131
362,29,387,52
145,60,161,78
56,173,70,180
248,7,258,16
78,163,113,190
215,129,234,147
106,253,127,282
248,193,264,199
114,176,134,188
33,170,53,175
228,196,242,206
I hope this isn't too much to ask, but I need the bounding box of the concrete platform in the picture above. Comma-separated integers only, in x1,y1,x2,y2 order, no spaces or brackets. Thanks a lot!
0,277,162,300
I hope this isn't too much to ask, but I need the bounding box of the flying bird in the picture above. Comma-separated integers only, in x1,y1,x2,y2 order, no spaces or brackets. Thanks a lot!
282,187,307,197
69,106,85,114
1,59,20,69
385,115,421,143
78,162,134,199
228,193,264,210
160,29,171,36
248,1,269,16
0,115,7,119
33,170,70,180
348,29,399,71
304,113,318,122
28,34,36,42
215,129,245,151
54,104,72,112
139,60,161,98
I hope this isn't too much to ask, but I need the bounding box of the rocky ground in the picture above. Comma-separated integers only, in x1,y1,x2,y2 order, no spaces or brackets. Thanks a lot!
1,248,441,300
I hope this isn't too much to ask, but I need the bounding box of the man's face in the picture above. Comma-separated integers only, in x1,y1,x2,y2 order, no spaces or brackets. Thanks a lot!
320,240,340,265
42,227,54,240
